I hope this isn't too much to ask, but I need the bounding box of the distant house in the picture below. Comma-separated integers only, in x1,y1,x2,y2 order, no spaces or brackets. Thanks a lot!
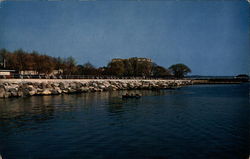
136,58,152,63
20,70,38,75
20,69,63,76
0,69,16,76
111,58,124,62
50,69,63,75
111,57,152,63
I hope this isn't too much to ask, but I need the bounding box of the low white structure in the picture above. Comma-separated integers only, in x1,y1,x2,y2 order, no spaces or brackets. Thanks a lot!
0,69,15,76
20,69,63,75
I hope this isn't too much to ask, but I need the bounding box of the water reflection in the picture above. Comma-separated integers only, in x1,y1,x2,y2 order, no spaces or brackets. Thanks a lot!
0,96,56,133
0,85,249,159
0,90,173,133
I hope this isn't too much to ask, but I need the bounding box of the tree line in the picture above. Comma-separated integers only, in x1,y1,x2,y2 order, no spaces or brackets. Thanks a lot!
0,49,191,78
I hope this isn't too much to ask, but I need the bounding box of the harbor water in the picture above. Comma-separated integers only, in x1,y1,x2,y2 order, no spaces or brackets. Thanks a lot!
0,84,249,159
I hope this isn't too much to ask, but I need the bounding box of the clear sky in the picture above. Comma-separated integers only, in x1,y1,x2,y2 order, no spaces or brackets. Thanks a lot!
0,0,249,76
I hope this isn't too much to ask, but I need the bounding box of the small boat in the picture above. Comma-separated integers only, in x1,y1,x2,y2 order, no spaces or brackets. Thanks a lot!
122,94,141,99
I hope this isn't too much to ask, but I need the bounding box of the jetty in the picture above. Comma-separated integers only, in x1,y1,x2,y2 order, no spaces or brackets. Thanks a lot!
0,79,192,98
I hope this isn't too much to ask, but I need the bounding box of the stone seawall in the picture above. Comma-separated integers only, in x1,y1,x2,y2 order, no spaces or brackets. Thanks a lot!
0,79,192,98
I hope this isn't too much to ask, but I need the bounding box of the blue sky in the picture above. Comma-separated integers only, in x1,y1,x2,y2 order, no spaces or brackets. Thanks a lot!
0,0,249,76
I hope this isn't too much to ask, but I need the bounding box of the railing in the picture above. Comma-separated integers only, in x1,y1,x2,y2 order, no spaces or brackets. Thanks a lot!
2,74,247,82
186,76,236,80
0,74,174,80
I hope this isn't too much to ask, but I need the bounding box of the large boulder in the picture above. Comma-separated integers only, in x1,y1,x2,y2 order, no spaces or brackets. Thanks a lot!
42,89,51,95
59,82,65,89
98,85,106,90
9,88,18,97
29,90,36,96
80,87,89,92
0,87,5,98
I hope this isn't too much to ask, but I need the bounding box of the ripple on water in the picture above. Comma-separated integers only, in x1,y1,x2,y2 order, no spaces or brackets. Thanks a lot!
0,84,249,159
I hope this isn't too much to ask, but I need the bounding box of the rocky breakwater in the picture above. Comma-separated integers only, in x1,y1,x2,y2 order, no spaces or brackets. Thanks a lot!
0,79,192,98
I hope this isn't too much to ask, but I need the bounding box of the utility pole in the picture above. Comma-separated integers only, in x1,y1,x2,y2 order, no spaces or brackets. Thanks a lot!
3,58,6,68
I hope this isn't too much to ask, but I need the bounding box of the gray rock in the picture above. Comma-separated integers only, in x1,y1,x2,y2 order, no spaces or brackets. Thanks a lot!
42,89,51,95
0,87,5,98
0,79,192,98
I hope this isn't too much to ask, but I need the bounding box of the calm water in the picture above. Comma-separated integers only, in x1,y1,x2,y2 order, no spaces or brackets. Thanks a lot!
0,84,249,159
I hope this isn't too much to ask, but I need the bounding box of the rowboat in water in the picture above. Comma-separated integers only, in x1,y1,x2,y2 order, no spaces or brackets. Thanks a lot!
122,93,141,99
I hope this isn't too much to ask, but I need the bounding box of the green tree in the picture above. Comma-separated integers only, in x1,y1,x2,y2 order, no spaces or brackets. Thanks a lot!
14,49,27,72
81,62,97,75
152,64,171,78
63,56,77,75
128,57,153,76
99,67,110,75
169,63,191,78
41,55,55,74
0,49,8,68
33,54,54,74
108,61,125,76
123,59,133,76
137,61,152,77
128,58,138,76
53,57,65,70
5,51,18,70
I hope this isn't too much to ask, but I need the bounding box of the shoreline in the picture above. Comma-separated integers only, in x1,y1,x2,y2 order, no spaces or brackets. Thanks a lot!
0,79,247,98
191,79,248,84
